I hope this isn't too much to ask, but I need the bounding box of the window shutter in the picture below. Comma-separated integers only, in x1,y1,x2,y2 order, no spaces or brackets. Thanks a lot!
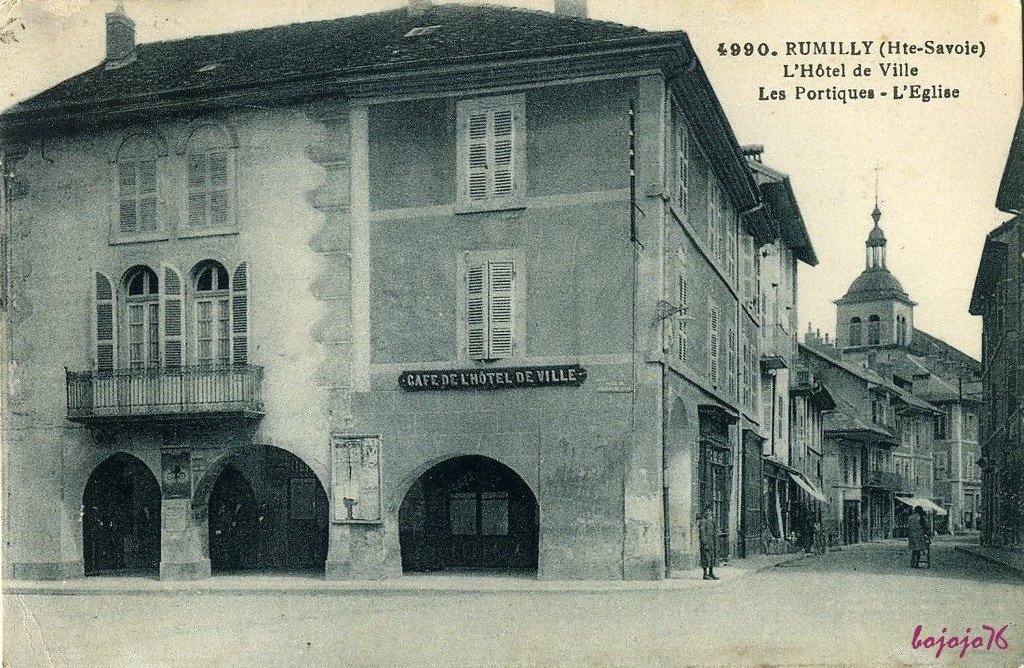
161,264,184,369
491,110,514,197
94,272,115,372
488,261,515,358
467,112,489,201
466,263,487,359
210,152,230,227
727,327,736,397
708,301,719,385
187,153,207,228
232,262,249,366
138,160,158,231
677,275,689,364
742,235,755,306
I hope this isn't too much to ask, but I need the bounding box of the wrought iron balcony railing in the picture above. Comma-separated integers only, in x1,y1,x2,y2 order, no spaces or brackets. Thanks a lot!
866,469,904,491
67,365,264,422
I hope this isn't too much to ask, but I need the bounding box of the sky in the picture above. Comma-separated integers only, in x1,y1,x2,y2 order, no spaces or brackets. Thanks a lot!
1,0,1021,359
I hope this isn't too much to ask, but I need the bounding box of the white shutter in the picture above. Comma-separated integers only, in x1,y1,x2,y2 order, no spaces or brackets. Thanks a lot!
708,301,719,385
491,109,514,197
467,112,489,201
742,235,755,307
466,263,487,360
677,274,689,364
727,327,736,397
488,261,515,359
209,152,230,227
118,162,137,232
232,262,248,365
161,264,184,368
94,272,116,372
187,153,206,228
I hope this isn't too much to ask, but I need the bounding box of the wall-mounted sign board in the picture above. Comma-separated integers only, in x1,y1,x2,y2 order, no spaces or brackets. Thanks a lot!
399,365,587,391
331,434,382,524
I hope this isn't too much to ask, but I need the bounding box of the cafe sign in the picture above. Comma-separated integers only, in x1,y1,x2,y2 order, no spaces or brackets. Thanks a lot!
399,364,587,391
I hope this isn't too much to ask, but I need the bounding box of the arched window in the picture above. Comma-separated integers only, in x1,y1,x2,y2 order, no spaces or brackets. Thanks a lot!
123,266,159,369
194,261,230,367
868,315,880,345
117,135,160,233
897,316,907,346
186,125,234,229
849,317,862,346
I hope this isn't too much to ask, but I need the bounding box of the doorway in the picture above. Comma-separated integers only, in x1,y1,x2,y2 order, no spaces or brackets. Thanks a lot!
208,465,259,573
399,456,538,573
82,453,161,576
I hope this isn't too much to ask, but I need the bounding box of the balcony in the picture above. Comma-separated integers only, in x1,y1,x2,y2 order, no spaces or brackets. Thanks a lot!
865,469,904,491
67,365,264,423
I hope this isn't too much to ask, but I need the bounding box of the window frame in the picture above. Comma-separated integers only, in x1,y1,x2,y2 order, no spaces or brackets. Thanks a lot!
193,262,232,367
110,133,168,244
455,94,527,214
457,250,526,363
181,124,239,237
123,266,160,370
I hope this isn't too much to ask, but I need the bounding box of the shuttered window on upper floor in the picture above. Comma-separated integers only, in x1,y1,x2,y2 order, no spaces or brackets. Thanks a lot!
456,95,526,213
116,135,160,234
464,255,520,361
186,125,235,230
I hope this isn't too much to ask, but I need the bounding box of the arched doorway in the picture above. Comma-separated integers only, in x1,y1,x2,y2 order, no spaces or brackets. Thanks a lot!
208,465,259,573
82,453,161,576
206,449,329,574
399,456,538,573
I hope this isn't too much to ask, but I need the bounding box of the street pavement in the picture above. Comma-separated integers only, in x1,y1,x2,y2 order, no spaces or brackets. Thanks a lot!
3,535,1022,667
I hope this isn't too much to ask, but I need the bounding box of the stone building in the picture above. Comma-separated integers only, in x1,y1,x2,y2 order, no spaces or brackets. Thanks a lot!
971,105,1024,550
0,2,820,580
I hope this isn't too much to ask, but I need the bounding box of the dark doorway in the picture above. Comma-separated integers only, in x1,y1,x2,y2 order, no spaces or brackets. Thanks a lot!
82,453,161,576
208,465,259,573
264,446,329,572
843,500,860,545
399,456,538,573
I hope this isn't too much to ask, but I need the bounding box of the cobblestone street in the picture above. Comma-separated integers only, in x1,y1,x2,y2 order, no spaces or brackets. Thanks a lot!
4,536,1022,667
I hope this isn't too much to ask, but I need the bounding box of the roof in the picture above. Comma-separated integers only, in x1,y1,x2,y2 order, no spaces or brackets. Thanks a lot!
836,267,914,305
907,328,981,376
969,217,1018,314
748,160,818,266
866,224,886,246
996,106,1024,214
799,342,940,415
1,4,656,124
824,395,897,444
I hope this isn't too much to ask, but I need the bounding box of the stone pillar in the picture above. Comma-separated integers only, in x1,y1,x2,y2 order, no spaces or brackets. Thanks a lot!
621,74,667,580
325,523,388,579
159,497,211,580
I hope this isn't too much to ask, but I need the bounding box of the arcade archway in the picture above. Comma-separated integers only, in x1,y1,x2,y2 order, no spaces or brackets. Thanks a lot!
399,456,538,573
206,448,328,574
82,453,161,576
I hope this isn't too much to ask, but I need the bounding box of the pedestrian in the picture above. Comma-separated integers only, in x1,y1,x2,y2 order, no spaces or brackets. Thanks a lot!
908,505,931,568
698,505,718,580
804,515,816,554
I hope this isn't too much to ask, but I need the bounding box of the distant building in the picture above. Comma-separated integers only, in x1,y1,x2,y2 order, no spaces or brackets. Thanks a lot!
970,105,1024,550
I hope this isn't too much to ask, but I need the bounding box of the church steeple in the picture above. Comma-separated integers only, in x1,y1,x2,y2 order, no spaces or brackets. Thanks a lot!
865,168,886,269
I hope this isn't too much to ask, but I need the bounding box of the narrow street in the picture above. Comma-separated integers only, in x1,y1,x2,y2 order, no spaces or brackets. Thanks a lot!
4,536,1022,667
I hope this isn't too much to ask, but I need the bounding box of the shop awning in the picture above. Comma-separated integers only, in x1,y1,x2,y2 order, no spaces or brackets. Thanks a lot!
789,472,828,503
895,496,948,516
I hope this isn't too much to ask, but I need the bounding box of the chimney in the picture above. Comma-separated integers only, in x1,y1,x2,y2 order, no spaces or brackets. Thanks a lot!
105,4,135,65
553,0,587,18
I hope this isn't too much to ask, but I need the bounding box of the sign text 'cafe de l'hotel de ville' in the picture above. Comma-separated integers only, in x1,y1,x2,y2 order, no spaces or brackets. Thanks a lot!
1,0,826,581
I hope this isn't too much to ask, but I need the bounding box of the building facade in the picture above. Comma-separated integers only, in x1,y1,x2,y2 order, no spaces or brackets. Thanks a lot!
971,105,1024,550
1,2,823,580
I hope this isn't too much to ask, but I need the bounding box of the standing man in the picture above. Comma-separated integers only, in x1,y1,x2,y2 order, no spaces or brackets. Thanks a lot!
698,506,719,580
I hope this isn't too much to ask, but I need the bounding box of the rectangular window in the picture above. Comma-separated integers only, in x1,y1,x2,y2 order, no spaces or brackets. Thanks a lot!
187,151,231,228
464,256,519,361
197,297,230,366
741,234,756,310
456,95,525,212
119,160,157,232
